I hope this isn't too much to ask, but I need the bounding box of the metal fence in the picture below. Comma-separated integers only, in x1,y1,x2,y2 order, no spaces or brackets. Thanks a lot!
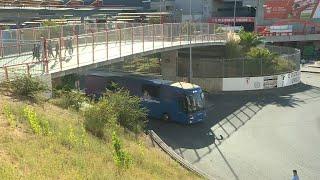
0,22,146,41
0,23,228,81
178,45,301,78
0,22,227,58
0,23,148,57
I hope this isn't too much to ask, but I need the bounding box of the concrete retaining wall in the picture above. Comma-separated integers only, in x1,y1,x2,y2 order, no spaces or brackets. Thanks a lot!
160,48,301,92
160,49,223,92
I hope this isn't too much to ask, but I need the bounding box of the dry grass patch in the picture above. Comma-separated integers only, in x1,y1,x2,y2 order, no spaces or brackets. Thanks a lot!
0,95,201,179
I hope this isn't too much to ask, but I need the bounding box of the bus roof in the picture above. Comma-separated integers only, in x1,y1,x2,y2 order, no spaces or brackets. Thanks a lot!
170,82,200,90
86,71,200,90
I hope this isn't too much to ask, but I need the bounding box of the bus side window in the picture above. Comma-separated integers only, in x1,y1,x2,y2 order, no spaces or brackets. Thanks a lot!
142,85,160,99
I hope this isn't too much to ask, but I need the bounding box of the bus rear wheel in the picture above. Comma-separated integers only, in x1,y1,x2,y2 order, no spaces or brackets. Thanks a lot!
162,113,170,122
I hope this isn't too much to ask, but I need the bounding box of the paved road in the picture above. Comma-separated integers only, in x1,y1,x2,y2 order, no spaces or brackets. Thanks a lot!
149,72,320,180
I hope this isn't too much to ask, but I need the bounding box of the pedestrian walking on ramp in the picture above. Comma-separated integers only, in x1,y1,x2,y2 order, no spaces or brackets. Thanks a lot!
291,170,300,180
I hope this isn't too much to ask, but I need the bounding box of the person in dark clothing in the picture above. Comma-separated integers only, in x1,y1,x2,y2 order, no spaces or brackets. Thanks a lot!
55,42,59,59
35,43,41,62
68,37,73,55
65,37,73,56
32,44,37,61
47,40,54,58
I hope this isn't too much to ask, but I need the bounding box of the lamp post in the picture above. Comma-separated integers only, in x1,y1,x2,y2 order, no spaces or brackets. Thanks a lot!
189,0,193,83
160,0,166,24
233,0,237,28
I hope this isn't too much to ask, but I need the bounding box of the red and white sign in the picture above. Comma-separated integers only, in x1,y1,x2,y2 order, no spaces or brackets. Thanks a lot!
264,0,319,20
258,24,294,36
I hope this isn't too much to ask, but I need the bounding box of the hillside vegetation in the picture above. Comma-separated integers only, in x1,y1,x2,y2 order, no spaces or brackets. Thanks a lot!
0,76,200,179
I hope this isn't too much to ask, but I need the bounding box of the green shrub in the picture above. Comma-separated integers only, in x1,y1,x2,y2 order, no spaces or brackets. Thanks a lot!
83,99,117,139
112,131,132,170
106,90,148,134
23,106,42,134
246,47,275,59
274,57,296,73
54,74,79,91
23,106,51,135
83,89,147,139
6,75,47,99
3,104,16,128
52,90,88,111
245,47,295,75
225,40,243,58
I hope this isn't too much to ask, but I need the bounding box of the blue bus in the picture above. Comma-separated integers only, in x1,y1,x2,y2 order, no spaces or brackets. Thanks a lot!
84,71,206,124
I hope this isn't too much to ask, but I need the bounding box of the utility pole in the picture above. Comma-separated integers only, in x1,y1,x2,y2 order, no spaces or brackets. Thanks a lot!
160,0,166,24
189,0,193,83
233,0,237,28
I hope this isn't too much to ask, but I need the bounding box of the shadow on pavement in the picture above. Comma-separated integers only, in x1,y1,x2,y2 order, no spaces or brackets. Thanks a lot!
148,83,320,161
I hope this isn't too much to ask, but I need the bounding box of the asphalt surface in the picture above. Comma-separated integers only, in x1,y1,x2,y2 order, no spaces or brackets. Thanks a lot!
149,72,320,180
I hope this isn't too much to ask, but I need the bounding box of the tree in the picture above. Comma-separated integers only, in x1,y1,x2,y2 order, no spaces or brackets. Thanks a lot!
239,31,263,52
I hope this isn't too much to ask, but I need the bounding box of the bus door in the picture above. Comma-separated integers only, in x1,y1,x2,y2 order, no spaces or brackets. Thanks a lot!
141,84,161,118
176,95,188,122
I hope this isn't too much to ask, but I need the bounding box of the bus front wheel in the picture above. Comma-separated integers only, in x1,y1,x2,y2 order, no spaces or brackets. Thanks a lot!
162,113,170,122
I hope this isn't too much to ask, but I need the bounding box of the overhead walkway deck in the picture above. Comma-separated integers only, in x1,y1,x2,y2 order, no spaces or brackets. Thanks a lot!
0,23,229,81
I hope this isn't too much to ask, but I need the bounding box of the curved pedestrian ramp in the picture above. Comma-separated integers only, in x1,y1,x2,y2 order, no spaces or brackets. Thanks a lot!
0,23,229,81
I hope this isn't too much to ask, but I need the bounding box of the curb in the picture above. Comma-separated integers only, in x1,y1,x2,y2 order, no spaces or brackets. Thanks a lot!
148,130,214,180
307,65,320,69
301,70,320,74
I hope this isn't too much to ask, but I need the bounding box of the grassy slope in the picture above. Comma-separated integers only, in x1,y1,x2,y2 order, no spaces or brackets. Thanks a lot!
0,96,200,180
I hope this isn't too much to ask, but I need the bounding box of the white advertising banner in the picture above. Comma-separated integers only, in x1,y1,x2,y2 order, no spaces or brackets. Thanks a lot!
223,71,301,91
222,77,264,91
277,71,301,87
263,75,278,89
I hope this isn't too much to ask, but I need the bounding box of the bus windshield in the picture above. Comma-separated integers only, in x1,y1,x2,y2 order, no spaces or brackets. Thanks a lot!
186,92,205,113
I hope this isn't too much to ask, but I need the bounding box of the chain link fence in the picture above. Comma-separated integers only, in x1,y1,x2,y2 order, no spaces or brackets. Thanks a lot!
178,45,301,78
